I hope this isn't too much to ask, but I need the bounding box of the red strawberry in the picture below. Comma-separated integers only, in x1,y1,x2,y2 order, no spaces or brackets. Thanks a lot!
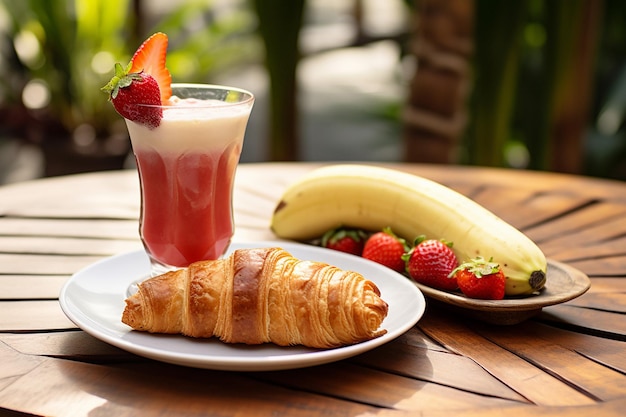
102,64,162,128
453,257,506,300
102,32,172,128
404,236,458,291
362,228,408,272
129,32,172,103
321,228,368,256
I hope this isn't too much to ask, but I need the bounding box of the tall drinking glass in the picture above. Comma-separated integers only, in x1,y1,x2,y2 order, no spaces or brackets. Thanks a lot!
124,84,254,276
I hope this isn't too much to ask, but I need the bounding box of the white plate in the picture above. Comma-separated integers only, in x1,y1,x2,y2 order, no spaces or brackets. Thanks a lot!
59,241,425,371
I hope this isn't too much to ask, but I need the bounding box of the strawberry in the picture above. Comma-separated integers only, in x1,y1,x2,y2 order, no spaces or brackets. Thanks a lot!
102,64,162,128
403,236,458,291
129,32,172,103
101,32,172,128
321,228,368,256
453,257,506,300
362,228,408,272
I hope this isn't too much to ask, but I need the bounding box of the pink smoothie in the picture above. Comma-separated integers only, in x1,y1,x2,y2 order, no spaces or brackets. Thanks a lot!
126,94,252,269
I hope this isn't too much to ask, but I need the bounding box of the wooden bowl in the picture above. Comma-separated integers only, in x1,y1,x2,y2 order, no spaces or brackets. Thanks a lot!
413,259,591,325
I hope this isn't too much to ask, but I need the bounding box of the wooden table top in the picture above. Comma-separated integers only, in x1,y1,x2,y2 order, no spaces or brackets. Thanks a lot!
1,162,625,416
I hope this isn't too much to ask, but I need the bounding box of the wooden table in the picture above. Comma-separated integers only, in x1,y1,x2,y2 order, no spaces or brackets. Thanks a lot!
1,162,625,416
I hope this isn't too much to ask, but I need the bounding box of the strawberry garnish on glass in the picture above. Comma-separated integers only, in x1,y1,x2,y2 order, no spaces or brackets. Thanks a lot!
101,32,172,129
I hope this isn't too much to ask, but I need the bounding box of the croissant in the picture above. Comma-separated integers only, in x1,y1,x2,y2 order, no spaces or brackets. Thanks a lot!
122,247,388,348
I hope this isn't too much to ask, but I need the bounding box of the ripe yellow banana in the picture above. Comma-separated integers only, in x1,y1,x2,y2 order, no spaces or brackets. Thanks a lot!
271,164,547,296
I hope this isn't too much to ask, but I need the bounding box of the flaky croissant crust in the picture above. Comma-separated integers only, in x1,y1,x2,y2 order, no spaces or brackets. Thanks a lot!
122,247,388,348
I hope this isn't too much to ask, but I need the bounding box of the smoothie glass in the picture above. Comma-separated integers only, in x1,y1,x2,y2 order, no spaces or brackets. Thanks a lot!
124,84,254,276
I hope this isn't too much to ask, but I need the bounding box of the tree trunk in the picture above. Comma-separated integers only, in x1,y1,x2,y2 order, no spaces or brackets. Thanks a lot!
547,0,602,173
403,0,474,163
252,0,305,161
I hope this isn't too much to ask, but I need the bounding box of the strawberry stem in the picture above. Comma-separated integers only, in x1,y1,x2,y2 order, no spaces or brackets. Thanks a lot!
101,62,142,99
321,227,368,246
450,256,500,278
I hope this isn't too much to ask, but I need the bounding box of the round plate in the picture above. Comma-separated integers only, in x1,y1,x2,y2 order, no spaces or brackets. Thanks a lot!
59,241,425,371
413,259,590,325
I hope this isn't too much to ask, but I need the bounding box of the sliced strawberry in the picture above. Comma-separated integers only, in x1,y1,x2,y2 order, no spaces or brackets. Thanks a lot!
129,32,172,103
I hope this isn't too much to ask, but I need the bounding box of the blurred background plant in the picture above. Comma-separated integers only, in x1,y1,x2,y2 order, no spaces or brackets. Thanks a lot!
0,0,625,184
1,0,133,177
0,0,259,178
469,0,604,174
405,0,626,180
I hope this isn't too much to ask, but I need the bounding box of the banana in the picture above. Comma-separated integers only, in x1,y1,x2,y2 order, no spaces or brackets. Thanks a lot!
270,164,547,296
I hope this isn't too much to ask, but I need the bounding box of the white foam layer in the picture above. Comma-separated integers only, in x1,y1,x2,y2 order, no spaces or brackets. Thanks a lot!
126,97,252,153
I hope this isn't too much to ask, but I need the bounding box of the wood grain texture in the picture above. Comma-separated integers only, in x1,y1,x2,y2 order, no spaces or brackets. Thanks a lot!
1,163,625,416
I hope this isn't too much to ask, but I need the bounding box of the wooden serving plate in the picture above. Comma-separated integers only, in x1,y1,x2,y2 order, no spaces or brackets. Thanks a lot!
413,259,591,325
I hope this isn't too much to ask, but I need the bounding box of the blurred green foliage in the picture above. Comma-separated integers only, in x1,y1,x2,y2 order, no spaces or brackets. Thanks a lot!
585,0,626,179
465,0,626,179
1,0,625,180
0,0,132,134
252,0,305,161
153,1,259,82
0,0,258,138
